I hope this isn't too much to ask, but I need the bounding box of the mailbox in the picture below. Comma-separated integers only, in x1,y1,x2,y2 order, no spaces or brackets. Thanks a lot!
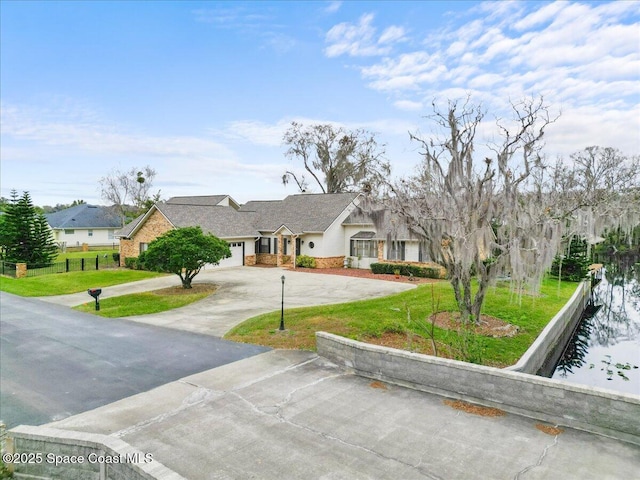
87,288,102,311
88,288,102,299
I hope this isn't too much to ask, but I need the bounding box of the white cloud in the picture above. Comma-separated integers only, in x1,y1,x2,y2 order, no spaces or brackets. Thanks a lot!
362,52,448,91
1,103,235,159
379,25,407,45
337,0,638,159
513,1,565,31
394,100,423,112
324,13,405,58
324,1,342,14
216,120,290,147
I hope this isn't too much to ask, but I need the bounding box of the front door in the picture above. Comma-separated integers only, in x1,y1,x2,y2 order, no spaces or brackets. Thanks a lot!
296,237,301,256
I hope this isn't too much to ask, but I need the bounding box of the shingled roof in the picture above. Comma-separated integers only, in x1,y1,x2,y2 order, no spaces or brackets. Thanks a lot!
240,192,359,234
156,203,259,238
166,195,229,206
118,192,360,239
46,204,122,229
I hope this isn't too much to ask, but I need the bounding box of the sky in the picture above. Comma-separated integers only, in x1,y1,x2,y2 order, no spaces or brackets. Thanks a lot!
1,0,639,208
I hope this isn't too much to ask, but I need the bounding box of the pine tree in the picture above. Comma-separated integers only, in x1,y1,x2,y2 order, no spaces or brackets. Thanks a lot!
0,190,58,266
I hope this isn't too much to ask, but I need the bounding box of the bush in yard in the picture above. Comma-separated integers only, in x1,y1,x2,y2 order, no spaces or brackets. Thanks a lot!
139,226,231,288
370,262,442,279
296,254,316,268
125,256,141,269
112,252,120,263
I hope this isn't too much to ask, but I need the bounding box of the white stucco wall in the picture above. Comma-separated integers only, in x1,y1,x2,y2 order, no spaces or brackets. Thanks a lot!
299,233,324,256
54,228,118,247
321,199,361,257
342,224,378,269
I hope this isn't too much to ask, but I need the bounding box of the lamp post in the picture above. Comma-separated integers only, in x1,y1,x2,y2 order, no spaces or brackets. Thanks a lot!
279,275,286,331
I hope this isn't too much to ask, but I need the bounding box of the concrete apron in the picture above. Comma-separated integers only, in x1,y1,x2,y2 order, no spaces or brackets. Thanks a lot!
33,349,640,480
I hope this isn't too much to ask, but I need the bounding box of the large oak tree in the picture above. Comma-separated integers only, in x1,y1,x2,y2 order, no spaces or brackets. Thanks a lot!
282,122,390,194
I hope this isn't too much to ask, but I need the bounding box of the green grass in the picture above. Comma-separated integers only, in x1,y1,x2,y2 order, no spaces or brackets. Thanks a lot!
55,249,117,261
225,278,578,367
0,270,165,296
73,287,215,317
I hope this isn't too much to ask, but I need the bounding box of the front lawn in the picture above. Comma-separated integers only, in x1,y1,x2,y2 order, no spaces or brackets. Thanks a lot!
74,284,217,317
0,269,165,296
55,249,118,261
225,278,578,367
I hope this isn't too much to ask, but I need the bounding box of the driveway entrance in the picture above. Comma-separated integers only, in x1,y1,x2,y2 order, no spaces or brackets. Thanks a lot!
0,292,269,428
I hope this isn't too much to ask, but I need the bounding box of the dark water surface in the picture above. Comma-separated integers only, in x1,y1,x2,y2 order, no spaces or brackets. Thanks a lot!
552,256,640,395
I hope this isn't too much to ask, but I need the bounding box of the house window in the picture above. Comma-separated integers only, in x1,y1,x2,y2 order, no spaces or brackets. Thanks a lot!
64,229,75,234
256,237,271,254
350,240,377,258
108,230,114,240
388,241,406,261
88,229,93,237
140,242,149,253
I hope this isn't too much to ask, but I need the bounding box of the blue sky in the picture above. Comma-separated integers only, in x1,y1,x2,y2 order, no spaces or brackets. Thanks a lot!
1,0,639,207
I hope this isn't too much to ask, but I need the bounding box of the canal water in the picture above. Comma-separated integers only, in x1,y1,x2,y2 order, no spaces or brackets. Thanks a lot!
552,255,640,395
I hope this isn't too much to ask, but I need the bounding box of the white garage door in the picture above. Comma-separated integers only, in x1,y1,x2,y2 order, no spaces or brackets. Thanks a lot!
216,242,244,268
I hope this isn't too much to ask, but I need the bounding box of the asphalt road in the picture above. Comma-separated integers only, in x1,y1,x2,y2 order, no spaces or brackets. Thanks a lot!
0,292,269,428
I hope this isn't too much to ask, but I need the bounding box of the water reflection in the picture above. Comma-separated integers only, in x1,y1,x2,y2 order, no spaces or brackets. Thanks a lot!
552,255,640,395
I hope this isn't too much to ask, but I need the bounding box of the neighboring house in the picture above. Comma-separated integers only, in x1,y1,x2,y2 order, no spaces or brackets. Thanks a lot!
46,204,122,248
116,192,443,271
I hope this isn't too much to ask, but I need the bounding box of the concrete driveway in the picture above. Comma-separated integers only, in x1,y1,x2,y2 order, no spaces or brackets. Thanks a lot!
39,266,415,336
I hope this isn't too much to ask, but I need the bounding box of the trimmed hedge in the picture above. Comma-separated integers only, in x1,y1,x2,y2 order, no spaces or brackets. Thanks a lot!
124,256,143,270
370,262,442,279
296,254,316,268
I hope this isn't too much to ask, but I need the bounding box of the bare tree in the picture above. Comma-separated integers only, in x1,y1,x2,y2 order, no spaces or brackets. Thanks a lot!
282,122,390,194
99,166,160,225
374,97,560,325
551,146,640,246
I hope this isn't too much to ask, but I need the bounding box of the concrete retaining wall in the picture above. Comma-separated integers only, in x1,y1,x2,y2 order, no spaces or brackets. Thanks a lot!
507,280,591,375
316,332,640,445
6,425,185,480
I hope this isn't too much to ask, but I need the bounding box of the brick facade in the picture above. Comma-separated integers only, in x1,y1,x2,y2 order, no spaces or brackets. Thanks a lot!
119,210,173,266
256,253,278,265
314,256,346,269
16,263,27,278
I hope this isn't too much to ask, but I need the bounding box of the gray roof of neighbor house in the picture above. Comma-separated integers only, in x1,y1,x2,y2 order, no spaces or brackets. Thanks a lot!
240,192,360,234
46,204,122,229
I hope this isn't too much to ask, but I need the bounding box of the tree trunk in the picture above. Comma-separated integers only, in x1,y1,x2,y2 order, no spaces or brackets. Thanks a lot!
178,272,193,289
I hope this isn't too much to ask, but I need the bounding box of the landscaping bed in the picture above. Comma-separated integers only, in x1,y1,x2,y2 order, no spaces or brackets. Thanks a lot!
285,266,438,284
